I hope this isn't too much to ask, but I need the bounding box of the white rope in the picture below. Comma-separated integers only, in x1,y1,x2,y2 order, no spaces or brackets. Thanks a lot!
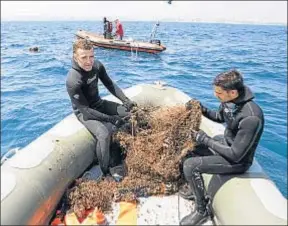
130,41,139,59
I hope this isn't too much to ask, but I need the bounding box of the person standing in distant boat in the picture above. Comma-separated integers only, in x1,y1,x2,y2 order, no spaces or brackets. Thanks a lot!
103,17,108,39
103,17,113,39
114,19,124,40
179,69,265,225
66,39,137,177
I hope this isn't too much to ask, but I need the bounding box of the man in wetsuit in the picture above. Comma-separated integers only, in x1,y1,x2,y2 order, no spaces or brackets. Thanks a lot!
103,17,112,39
180,69,264,225
103,17,108,39
66,39,136,176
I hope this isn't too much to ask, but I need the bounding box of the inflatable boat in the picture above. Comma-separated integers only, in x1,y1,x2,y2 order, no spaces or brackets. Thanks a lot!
75,30,166,54
1,82,287,225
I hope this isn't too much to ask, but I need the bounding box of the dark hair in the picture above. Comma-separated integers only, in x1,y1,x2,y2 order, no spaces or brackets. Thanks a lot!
73,39,93,54
213,69,244,91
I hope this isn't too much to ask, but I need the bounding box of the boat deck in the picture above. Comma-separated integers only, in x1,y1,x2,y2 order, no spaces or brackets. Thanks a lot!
104,195,213,225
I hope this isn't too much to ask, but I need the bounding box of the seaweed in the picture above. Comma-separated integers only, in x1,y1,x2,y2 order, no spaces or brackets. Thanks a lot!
67,100,202,218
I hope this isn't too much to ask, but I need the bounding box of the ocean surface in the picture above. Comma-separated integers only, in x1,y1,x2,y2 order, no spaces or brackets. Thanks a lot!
1,21,287,197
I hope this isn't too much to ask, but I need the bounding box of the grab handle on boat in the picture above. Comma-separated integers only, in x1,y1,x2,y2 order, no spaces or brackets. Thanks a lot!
1,148,20,165
153,80,167,89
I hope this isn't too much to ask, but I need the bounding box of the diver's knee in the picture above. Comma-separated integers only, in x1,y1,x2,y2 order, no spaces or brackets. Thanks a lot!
117,105,129,117
183,158,198,177
97,127,113,139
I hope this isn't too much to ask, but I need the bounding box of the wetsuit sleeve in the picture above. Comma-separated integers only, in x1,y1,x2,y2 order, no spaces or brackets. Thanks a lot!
203,104,225,123
205,116,262,163
66,79,112,122
98,63,128,103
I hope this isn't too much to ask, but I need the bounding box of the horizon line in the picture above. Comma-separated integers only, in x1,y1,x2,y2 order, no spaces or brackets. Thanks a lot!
1,19,287,26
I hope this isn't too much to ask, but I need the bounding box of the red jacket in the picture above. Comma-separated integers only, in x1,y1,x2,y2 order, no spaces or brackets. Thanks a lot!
116,22,124,37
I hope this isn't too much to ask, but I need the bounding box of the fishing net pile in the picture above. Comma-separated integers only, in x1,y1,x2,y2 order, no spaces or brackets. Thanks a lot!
67,100,202,217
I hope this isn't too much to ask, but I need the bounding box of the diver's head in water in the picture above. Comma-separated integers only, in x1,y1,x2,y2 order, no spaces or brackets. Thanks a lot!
73,39,94,72
29,47,39,52
213,69,244,103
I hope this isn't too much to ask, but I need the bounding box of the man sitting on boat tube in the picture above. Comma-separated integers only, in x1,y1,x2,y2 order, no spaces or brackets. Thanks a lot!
180,69,264,225
66,39,136,177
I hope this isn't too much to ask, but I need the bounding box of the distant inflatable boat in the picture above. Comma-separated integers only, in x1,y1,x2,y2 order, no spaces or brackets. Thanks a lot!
75,30,166,54
1,82,287,225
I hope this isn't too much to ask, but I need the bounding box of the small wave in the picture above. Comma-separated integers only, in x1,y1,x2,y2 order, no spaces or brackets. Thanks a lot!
38,65,67,75
23,62,31,68
9,43,25,48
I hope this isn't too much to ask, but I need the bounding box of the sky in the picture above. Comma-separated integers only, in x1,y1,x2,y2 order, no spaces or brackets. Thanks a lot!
1,1,287,25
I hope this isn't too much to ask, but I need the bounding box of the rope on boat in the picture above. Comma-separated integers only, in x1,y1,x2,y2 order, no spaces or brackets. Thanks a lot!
177,192,181,224
130,41,139,58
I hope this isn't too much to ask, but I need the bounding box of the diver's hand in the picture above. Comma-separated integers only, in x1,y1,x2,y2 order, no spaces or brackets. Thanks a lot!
123,99,137,111
122,113,131,122
185,99,207,114
185,99,194,111
109,116,125,128
191,129,210,145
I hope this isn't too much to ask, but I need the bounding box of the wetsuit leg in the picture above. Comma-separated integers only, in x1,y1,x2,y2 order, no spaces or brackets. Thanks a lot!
76,101,129,174
180,146,247,225
183,146,247,178
77,113,115,174
99,100,130,168
101,99,129,117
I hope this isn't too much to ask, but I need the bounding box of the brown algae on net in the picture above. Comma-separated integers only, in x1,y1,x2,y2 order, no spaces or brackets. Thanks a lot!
67,100,202,218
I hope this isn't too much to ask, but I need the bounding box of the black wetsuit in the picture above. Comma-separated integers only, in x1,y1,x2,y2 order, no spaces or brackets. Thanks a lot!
104,21,108,39
184,85,264,176
182,86,264,213
66,59,129,174
103,20,112,39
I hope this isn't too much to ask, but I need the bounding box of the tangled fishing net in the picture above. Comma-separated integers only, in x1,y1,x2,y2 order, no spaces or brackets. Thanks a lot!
67,100,202,217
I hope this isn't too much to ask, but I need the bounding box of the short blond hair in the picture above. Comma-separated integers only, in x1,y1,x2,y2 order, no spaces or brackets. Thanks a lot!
73,39,93,54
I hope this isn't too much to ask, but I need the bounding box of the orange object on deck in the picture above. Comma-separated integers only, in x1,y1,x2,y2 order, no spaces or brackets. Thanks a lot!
116,201,137,225
64,212,79,225
64,208,107,225
95,209,107,225
50,217,64,225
